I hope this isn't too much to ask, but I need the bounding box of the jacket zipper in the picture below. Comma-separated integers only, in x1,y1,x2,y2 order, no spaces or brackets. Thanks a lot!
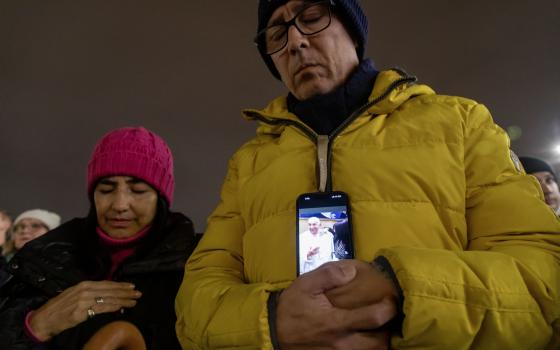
247,70,417,192
325,74,417,191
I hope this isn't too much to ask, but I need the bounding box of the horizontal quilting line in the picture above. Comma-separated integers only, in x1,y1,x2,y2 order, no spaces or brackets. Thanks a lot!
404,292,542,313
333,139,459,151
350,199,464,215
400,275,534,295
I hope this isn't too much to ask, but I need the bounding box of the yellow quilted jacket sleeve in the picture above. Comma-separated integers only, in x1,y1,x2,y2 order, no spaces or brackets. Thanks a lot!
175,155,283,350
380,103,560,349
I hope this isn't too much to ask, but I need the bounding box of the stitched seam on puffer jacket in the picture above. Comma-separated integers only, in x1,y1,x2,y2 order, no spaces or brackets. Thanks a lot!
350,199,464,215
404,293,544,313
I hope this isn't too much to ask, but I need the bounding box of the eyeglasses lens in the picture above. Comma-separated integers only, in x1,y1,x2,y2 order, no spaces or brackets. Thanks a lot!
261,2,331,55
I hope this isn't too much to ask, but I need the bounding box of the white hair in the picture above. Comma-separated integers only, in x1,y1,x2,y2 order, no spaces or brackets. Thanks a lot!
307,217,320,225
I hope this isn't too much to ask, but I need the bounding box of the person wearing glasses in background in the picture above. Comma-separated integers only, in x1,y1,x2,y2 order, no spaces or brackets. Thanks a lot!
1,209,61,263
175,0,560,348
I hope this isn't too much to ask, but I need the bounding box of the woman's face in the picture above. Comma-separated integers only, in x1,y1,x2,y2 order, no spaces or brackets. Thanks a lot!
13,218,49,249
94,176,158,239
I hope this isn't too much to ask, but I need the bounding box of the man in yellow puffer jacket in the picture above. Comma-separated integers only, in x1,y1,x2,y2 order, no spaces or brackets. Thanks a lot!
175,0,560,349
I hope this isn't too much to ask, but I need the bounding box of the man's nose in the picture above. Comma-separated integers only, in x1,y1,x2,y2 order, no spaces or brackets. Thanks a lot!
286,24,308,53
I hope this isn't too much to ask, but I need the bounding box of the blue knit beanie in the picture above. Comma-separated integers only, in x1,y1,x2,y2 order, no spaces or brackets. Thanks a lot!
256,0,368,80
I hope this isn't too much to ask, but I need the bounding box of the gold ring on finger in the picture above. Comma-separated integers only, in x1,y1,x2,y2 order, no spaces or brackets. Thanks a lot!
95,296,104,304
87,307,95,319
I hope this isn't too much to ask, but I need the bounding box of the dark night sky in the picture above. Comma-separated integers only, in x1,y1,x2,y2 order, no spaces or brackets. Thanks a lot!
1,1,559,231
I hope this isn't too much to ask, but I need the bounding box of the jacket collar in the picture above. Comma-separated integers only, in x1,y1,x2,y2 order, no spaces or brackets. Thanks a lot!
286,59,378,136
243,68,434,137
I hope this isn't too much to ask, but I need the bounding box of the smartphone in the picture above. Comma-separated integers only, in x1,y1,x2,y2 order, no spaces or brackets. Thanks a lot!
296,191,353,276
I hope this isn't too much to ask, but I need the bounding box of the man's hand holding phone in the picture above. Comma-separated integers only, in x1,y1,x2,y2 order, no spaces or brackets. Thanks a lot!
325,259,399,310
276,260,397,350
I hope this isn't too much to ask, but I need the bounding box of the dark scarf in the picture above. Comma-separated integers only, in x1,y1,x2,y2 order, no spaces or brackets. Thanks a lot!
287,59,378,135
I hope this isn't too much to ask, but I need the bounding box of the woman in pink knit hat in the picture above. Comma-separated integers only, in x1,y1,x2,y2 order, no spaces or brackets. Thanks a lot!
0,127,199,350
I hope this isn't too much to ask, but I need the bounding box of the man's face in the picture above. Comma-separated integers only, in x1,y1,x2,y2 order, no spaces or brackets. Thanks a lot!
269,0,360,100
308,220,320,235
532,171,560,212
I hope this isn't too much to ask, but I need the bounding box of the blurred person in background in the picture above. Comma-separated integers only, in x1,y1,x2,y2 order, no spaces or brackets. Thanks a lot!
519,156,560,216
0,209,12,253
0,209,12,248
1,209,60,263
6,209,61,261
0,209,13,267
0,126,199,350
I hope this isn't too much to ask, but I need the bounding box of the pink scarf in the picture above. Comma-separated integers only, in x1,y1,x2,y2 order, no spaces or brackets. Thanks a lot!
95,225,151,279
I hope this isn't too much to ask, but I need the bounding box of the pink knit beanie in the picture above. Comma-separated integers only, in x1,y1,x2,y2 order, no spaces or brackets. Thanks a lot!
87,127,174,206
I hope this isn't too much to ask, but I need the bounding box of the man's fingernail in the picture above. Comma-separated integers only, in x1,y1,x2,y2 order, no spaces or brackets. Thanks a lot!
339,264,356,279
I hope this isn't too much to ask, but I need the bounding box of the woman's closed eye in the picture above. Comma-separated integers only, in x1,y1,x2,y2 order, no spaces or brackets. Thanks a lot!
96,186,115,194
131,185,151,194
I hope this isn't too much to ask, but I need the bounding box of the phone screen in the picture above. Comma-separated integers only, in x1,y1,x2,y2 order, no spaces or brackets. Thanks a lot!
296,191,353,276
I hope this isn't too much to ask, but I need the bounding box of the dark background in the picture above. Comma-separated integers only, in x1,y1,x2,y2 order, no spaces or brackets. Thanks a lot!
1,1,559,231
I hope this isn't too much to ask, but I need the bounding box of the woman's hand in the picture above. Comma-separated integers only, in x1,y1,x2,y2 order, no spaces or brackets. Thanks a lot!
28,280,142,342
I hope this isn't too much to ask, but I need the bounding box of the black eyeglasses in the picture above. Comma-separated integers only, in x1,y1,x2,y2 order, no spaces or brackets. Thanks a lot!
13,222,48,234
255,0,334,55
